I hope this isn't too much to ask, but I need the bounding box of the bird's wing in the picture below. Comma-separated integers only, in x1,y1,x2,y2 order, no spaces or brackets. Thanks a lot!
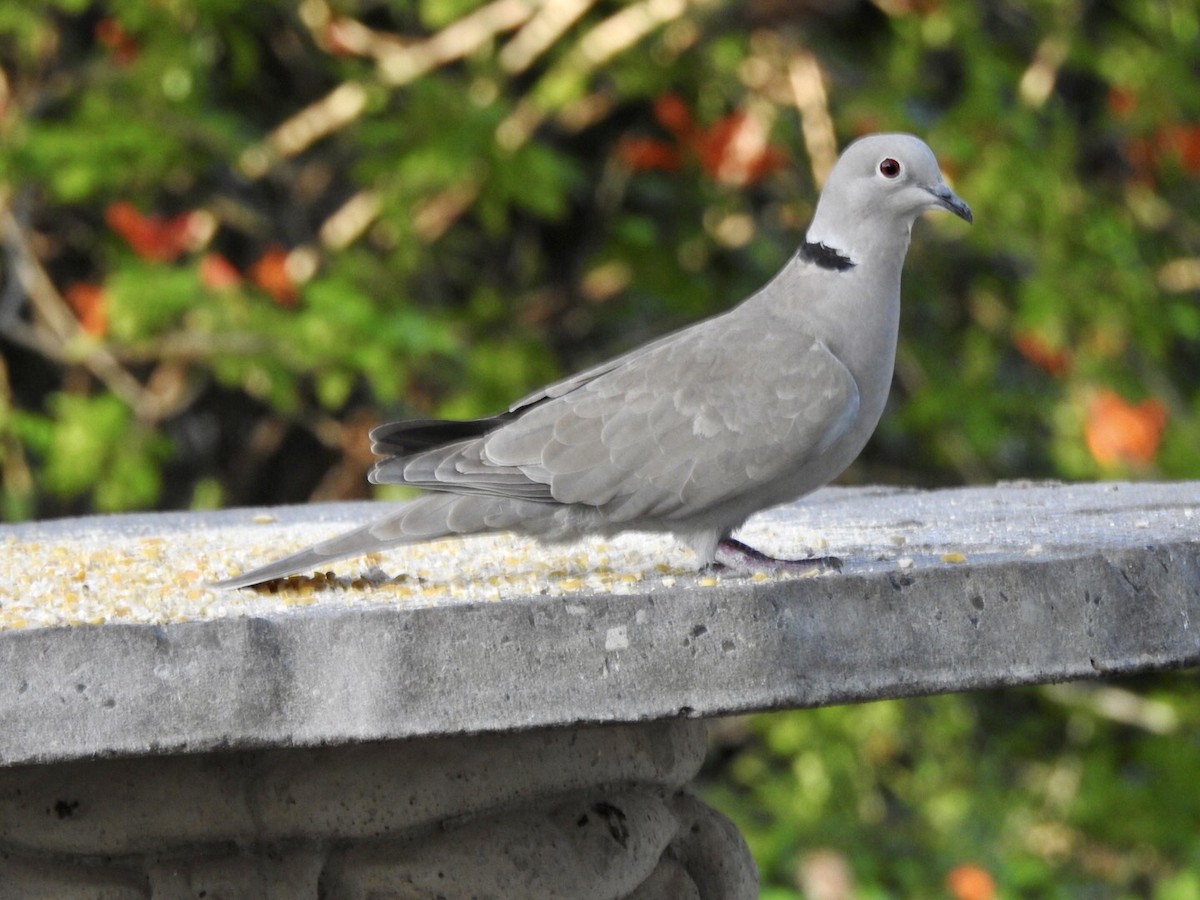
507,326,689,411
377,313,860,522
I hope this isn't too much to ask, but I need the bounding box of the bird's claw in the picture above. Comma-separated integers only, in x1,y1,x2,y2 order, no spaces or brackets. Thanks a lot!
711,538,843,576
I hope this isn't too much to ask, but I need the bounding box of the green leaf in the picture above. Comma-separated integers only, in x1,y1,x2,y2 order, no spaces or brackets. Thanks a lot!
39,392,168,510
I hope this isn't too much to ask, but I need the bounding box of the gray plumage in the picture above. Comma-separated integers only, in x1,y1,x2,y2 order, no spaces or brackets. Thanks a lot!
215,133,971,589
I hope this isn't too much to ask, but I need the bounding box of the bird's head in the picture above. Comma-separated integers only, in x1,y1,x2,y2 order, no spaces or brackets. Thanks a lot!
806,133,971,261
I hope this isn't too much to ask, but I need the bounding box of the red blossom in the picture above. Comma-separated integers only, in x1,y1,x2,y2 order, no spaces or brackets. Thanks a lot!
1107,86,1137,119
618,94,787,187
1123,121,1200,181
1013,330,1073,377
64,282,108,337
693,110,788,187
1085,389,1167,468
95,18,139,66
1157,124,1200,174
250,246,299,306
615,137,682,173
199,253,243,291
105,202,204,262
653,93,695,140
945,864,997,900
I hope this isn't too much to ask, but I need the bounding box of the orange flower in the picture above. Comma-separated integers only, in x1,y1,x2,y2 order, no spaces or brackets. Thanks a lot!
1107,86,1137,119
1085,389,1168,468
1157,124,1200,174
64,282,108,337
95,18,139,66
1013,330,1073,376
250,246,299,306
652,93,695,140
615,137,682,173
946,864,996,900
693,110,788,187
199,253,242,291
1123,122,1200,181
618,94,787,187
105,202,205,262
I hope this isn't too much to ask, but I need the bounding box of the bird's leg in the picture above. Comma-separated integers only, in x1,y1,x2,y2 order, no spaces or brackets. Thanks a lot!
710,537,842,575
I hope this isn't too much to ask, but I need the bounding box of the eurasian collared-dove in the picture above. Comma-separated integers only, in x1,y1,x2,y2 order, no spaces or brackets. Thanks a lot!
216,133,971,589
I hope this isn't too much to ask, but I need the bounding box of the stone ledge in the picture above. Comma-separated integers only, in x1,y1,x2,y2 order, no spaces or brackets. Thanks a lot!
2,481,1199,767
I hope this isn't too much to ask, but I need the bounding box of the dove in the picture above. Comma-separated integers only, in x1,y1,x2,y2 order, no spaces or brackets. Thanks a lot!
215,133,971,589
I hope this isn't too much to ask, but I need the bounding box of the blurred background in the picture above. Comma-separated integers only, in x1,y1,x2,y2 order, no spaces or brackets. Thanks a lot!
1,0,1197,896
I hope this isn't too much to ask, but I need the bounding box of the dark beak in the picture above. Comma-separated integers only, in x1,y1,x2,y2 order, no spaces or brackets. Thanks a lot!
927,182,973,224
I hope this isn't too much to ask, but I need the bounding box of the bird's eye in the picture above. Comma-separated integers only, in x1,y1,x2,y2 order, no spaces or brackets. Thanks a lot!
879,158,901,178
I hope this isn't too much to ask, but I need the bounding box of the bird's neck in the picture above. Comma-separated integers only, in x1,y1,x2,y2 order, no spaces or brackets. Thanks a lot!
749,218,912,417
803,217,914,273
797,239,855,272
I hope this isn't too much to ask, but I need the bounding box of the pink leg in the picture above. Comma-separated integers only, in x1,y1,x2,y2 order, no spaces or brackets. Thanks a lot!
712,538,842,574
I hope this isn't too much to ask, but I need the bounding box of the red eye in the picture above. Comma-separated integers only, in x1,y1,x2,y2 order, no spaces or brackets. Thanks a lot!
879,158,901,178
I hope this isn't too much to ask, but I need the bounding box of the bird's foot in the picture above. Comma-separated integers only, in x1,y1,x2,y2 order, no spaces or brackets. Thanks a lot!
709,538,842,576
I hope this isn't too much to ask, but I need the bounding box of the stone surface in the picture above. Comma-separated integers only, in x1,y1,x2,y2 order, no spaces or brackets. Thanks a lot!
2,481,1198,898
0,719,755,900
664,792,759,900
2,482,1199,767
0,720,708,855
325,789,678,899
0,856,147,900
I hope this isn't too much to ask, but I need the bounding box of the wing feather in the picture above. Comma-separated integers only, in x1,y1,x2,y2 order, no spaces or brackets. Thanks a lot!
371,312,860,521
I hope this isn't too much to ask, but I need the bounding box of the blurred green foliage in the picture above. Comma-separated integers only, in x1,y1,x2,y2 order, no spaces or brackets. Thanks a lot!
708,675,1200,898
1,0,1198,896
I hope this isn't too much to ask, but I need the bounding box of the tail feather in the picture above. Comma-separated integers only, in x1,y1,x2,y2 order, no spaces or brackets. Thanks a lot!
210,519,403,589
369,415,510,455
211,493,552,589
213,494,455,589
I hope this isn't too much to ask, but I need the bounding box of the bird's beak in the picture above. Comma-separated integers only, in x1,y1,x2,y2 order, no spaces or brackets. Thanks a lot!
926,182,973,224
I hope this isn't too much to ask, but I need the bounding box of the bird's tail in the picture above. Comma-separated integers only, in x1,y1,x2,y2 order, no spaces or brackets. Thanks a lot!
210,519,401,589
211,492,529,589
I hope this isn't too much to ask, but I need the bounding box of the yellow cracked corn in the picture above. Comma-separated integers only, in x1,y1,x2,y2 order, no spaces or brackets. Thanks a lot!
0,516,830,633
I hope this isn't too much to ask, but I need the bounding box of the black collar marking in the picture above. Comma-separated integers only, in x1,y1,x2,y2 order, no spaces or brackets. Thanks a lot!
799,240,855,271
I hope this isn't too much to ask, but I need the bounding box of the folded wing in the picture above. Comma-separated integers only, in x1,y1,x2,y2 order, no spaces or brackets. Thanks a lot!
370,315,860,522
